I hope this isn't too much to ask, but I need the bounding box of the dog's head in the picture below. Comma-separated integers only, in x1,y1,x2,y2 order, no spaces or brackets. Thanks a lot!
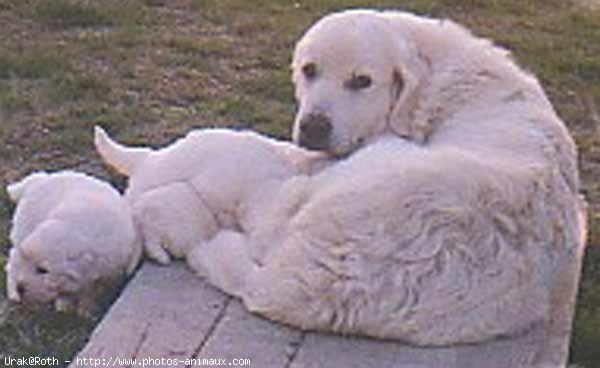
6,220,121,316
292,10,428,156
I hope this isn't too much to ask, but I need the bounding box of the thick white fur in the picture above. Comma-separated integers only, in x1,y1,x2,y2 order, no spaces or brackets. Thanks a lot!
6,171,141,316
94,126,329,265
184,10,586,346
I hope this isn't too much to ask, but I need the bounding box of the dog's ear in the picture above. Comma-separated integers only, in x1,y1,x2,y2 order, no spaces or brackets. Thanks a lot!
387,65,432,144
6,171,49,202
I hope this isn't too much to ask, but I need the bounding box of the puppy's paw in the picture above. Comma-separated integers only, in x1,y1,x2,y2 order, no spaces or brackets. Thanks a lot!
55,296,96,318
186,243,207,277
54,297,74,313
144,238,172,265
186,231,253,298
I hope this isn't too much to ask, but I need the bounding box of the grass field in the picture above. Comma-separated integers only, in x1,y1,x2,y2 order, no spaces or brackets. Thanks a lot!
0,0,598,366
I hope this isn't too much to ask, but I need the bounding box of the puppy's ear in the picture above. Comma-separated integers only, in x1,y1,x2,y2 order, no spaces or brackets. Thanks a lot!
63,251,102,287
387,66,431,143
6,172,49,202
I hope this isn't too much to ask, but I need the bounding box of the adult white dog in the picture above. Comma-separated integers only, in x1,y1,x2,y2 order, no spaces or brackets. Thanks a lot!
5,171,141,316
186,10,587,346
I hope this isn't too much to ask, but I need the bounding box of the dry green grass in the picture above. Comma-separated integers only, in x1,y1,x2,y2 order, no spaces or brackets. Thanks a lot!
0,0,598,366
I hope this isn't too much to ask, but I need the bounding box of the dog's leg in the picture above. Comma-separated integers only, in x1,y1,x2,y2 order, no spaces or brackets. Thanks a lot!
132,182,218,265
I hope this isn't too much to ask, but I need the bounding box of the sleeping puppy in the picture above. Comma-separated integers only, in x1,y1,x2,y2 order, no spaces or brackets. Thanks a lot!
5,171,141,316
94,126,329,265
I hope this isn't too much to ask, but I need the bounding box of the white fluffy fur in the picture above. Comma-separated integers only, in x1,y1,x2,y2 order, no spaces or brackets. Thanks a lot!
94,126,329,265
6,171,141,316
183,10,586,346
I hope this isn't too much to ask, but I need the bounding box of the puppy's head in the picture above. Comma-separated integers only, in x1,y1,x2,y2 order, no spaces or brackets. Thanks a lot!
292,10,426,156
6,220,120,316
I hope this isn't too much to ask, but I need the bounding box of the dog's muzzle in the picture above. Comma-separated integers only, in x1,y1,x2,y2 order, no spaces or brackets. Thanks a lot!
297,113,332,151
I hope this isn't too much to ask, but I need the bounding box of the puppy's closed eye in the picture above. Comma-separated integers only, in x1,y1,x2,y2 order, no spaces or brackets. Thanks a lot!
35,265,49,275
302,63,318,80
344,74,372,90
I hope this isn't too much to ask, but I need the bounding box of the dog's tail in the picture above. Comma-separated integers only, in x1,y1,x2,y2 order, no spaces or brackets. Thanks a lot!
94,126,152,176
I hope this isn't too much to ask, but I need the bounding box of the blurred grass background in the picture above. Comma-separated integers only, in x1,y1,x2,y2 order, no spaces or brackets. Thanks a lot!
0,0,598,366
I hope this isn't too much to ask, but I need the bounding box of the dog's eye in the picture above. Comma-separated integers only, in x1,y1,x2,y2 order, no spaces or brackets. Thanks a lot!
35,265,49,275
302,63,317,80
345,74,372,90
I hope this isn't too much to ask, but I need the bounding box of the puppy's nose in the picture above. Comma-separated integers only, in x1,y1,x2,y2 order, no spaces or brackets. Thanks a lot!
16,283,25,296
297,113,332,150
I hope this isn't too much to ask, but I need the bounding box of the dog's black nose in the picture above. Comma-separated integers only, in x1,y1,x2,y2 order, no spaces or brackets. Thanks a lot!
298,113,332,150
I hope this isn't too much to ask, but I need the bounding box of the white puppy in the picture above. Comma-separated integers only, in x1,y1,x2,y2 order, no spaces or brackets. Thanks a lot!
94,126,328,265
6,171,141,316
182,10,586,346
